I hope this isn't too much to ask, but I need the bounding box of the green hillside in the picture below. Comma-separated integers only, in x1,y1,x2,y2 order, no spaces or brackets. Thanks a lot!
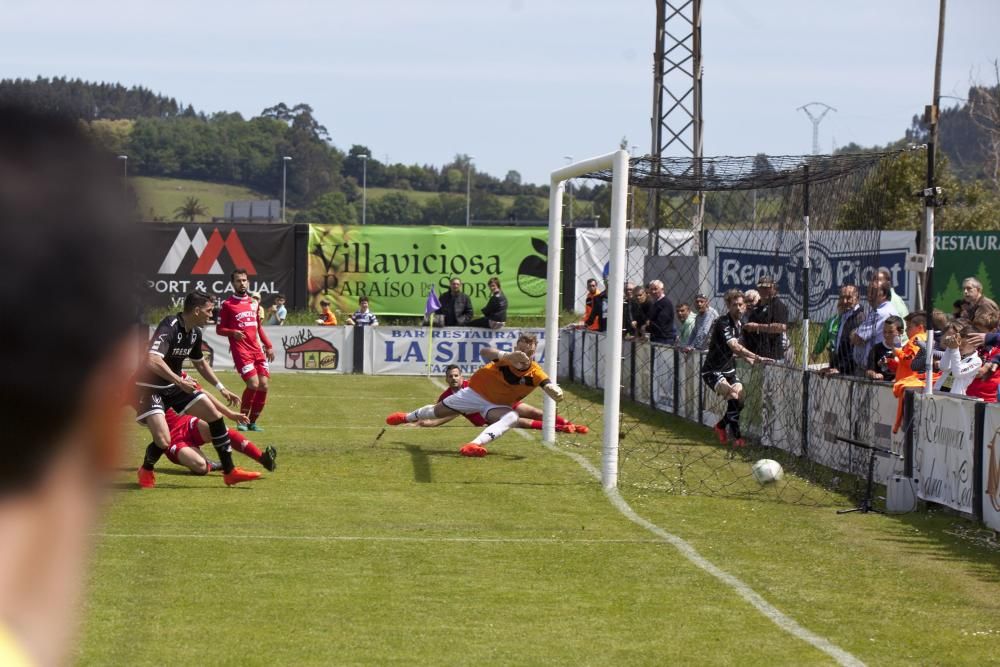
133,176,273,222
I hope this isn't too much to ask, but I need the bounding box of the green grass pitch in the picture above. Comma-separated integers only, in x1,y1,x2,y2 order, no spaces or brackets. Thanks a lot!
78,373,1000,665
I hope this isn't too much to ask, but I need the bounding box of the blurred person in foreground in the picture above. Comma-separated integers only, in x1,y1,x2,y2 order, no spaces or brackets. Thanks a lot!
0,105,138,666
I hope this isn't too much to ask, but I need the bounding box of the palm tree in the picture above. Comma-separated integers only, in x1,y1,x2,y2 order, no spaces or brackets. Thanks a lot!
173,196,209,221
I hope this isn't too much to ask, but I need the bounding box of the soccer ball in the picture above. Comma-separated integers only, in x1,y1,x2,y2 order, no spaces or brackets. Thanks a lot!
751,459,784,484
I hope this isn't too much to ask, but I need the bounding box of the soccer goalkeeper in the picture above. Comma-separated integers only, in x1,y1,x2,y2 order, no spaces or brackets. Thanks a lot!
385,333,565,457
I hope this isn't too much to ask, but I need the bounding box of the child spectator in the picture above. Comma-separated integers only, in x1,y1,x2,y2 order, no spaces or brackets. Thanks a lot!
316,300,337,326
934,321,982,396
267,294,287,326
250,292,265,322
866,316,904,382
967,310,1000,403
346,296,379,327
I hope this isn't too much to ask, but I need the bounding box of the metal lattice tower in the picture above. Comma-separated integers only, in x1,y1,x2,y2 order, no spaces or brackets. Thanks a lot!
797,102,837,155
649,0,703,248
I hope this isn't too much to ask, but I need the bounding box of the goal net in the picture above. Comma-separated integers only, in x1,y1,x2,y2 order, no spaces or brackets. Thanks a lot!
545,149,922,506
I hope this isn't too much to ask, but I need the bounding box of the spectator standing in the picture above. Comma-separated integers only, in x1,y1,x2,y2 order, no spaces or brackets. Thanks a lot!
583,279,608,332
470,276,508,329
828,285,865,375
645,280,677,344
676,302,696,344
743,275,788,361
812,291,849,365
436,277,474,326
960,277,999,323
579,278,601,330
316,300,338,326
742,290,760,324
267,294,288,326
250,291,266,322
876,268,909,319
687,293,719,350
347,296,379,327
627,285,651,338
851,282,899,372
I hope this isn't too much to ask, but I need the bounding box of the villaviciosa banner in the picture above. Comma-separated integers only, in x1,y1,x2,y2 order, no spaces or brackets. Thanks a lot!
307,225,550,316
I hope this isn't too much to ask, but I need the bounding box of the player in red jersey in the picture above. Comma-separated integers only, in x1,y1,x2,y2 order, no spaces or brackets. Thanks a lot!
417,365,587,433
162,404,277,474
217,268,275,432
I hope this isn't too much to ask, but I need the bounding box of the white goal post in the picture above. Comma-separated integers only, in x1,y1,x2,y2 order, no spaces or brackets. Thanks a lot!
543,149,630,489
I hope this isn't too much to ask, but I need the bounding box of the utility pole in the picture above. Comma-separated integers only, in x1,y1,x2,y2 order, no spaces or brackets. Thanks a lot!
797,102,836,155
922,0,947,394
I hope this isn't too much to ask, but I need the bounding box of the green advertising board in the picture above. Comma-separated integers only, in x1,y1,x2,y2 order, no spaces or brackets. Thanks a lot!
933,231,1000,311
307,225,549,316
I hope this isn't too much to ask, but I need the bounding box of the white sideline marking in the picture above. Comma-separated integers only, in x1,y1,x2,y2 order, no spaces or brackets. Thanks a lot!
425,377,865,667
95,533,659,545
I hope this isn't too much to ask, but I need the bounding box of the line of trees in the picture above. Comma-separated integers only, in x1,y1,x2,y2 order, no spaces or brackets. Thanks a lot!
0,77,610,221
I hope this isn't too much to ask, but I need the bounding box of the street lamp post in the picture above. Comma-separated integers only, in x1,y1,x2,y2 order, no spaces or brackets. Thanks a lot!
282,156,292,223
563,155,574,224
465,156,476,227
117,155,128,193
360,154,369,225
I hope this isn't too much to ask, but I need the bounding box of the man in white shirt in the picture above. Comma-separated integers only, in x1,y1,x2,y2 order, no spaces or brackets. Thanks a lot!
851,282,899,372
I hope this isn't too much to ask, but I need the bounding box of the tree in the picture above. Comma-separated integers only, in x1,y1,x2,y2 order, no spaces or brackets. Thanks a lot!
309,191,357,226
975,260,995,299
937,272,963,311
508,194,547,221
470,191,505,221
368,192,423,225
422,194,466,226
967,62,1000,186
173,196,209,221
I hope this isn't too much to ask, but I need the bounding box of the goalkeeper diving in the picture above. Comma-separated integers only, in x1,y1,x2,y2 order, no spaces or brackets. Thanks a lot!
385,333,565,457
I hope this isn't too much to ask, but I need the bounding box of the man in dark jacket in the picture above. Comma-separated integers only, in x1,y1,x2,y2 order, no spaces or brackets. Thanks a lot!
470,276,508,329
437,277,474,326
644,279,677,344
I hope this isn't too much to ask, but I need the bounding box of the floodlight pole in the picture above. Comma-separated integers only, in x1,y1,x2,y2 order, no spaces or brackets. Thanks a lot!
282,156,292,223
360,154,369,225
465,156,475,227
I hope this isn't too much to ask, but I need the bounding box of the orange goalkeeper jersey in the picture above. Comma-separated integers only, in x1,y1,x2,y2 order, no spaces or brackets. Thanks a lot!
469,358,550,406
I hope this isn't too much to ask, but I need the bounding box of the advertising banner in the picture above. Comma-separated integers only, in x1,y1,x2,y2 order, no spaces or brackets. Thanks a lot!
574,229,695,313
913,393,977,514
933,231,1000,311
982,403,1000,531
370,327,546,376
137,223,296,308
308,225,550,317
175,325,352,374
706,230,917,322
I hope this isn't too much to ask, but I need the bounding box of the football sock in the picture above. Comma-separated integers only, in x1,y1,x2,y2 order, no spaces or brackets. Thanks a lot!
249,390,267,424
208,418,236,473
555,415,570,426
142,442,164,471
725,399,743,439
240,387,256,416
227,430,262,461
472,410,519,446
529,420,542,430
408,405,437,422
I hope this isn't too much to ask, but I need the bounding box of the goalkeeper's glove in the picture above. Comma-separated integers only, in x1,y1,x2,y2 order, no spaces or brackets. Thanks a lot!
543,383,564,403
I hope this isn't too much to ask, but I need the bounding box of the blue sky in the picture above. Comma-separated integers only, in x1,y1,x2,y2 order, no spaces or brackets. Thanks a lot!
2,0,996,185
